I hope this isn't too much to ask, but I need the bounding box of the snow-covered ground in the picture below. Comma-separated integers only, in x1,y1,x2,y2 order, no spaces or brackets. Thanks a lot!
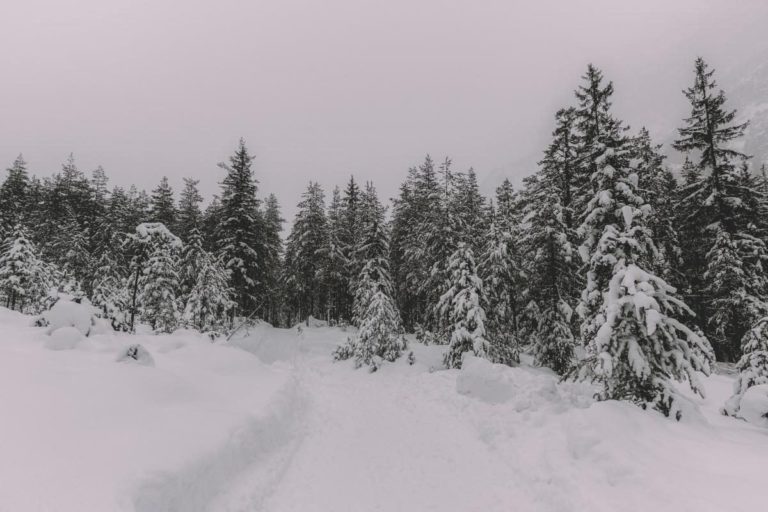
0,307,766,512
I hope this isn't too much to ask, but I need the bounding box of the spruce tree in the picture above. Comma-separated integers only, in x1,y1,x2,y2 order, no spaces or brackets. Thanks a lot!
139,235,182,333
91,245,131,331
0,155,30,235
520,107,581,373
150,176,177,228
177,177,203,241
125,222,181,331
283,182,329,322
261,194,285,325
216,139,263,316
673,57,761,361
181,229,234,335
438,243,489,369
723,317,768,417
572,68,712,416
335,218,405,370
0,224,56,313
319,186,351,323
390,156,442,330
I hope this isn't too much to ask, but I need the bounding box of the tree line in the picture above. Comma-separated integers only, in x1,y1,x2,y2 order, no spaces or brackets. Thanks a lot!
1,57,767,417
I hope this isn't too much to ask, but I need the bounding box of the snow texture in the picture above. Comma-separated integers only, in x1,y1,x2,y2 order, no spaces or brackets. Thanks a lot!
0,306,767,512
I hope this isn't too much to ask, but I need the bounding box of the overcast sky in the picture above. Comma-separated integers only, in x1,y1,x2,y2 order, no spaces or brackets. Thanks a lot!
1,0,767,221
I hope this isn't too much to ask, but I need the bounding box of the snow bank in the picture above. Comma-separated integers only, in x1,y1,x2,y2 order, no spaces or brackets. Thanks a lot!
2,306,768,512
0,307,293,512
44,326,83,350
739,384,768,427
39,295,105,336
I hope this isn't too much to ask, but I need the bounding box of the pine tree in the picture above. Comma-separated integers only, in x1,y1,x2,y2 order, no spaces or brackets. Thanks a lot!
479,215,523,366
571,70,712,416
181,229,234,335
573,65,626,214
631,127,681,281
150,176,177,228
283,182,329,322
673,57,761,361
723,317,768,416
438,243,489,369
177,177,203,241
319,186,351,323
216,139,263,316
0,224,56,313
261,194,285,325
335,218,405,370
139,235,182,333
0,155,30,236
91,245,131,331
390,156,442,330
520,107,581,373
125,222,182,331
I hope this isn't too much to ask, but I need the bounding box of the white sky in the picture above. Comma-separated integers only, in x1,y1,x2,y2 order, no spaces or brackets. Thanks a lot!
1,0,767,221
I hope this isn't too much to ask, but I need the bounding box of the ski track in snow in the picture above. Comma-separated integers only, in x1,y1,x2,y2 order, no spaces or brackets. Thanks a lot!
131,353,310,512
3,310,768,512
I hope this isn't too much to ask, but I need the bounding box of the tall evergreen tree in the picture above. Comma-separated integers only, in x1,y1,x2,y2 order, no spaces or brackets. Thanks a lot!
216,139,263,316
572,67,712,416
335,218,405,370
177,177,203,241
438,243,489,369
673,57,763,361
0,224,56,313
261,194,285,325
150,176,177,228
0,155,30,236
283,182,329,322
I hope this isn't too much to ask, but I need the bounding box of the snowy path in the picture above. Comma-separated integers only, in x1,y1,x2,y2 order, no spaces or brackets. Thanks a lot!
2,311,768,512
227,326,768,512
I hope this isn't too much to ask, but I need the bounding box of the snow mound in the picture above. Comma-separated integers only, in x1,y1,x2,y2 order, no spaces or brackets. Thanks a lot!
40,296,100,336
739,384,768,427
45,326,83,350
117,344,155,367
456,356,593,411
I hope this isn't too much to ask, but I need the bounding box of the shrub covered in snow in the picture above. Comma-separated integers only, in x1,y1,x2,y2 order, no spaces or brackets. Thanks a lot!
44,326,83,350
738,384,768,428
38,294,102,336
723,318,768,417
116,344,155,367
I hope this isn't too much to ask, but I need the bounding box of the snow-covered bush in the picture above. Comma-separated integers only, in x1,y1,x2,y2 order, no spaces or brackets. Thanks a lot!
738,384,768,428
116,344,155,367
723,318,768,417
0,224,57,314
438,243,489,369
38,294,101,336
45,326,83,350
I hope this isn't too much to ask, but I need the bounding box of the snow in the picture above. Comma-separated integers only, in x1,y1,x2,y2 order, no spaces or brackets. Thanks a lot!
738,384,768,428
40,295,100,336
45,325,84,350
1,306,767,511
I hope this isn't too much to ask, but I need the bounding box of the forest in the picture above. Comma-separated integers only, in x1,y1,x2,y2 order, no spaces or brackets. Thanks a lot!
1,57,767,420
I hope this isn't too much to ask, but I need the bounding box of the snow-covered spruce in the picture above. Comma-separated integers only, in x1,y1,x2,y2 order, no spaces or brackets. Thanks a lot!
438,243,489,369
334,219,406,370
180,229,235,336
574,144,713,418
90,248,131,331
479,219,522,366
0,224,57,314
125,222,183,333
723,317,768,417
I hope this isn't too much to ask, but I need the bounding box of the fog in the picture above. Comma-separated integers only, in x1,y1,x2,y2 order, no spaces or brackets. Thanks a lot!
1,0,766,219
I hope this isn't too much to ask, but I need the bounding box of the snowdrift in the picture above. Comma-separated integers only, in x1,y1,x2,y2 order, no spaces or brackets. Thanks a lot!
1,307,767,512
